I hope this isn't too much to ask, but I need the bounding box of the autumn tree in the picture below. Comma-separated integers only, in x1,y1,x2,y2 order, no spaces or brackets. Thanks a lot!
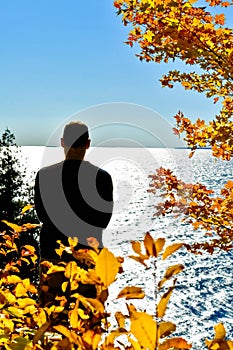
114,0,233,158
114,0,233,252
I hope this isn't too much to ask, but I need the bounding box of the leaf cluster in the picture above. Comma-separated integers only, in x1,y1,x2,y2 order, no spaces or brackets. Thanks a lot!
114,0,233,159
1,218,232,349
148,166,233,252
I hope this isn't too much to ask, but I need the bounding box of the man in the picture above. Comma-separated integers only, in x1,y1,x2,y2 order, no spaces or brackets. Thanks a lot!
34,121,113,305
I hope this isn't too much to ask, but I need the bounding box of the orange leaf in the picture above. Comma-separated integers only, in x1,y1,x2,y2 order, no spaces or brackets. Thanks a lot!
117,286,145,300
158,264,184,289
158,321,176,339
173,127,180,136
2,220,23,232
162,243,183,260
157,286,175,318
158,337,192,349
155,238,165,256
144,232,156,256
131,241,141,254
225,180,233,189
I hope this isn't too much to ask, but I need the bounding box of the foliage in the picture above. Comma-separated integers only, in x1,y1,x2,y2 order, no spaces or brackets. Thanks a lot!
0,128,38,227
1,216,233,349
0,128,39,278
0,128,25,228
148,167,233,253
112,2,233,348
113,0,233,249
114,0,233,159
2,218,232,349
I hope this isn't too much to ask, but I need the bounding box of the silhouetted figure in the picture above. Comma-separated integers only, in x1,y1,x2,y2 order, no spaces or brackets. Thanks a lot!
34,121,113,306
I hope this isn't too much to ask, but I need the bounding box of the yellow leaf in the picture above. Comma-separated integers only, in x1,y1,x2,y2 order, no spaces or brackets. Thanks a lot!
226,341,233,349
24,304,37,313
23,244,36,254
21,204,34,214
32,309,47,328
6,306,24,318
130,311,157,350
17,298,36,309
84,269,100,284
158,337,192,349
82,330,101,349
127,303,137,314
21,257,31,264
68,236,78,248
214,323,226,340
22,278,30,288
27,283,37,294
65,261,78,279
96,248,119,287
128,254,149,267
158,264,184,289
157,286,175,318
158,321,176,339
0,338,10,347
5,275,22,284
47,305,64,314
0,290,16,305
15,283,27,297
75,295,104,313
53,325,70,338
69,307,80,329
22,223,40,230
162,243,183,260
2,220,23,232
72,248,97,266
77,308,89,320
62,281,69,292
1,318,14,333
47,265,65,274
53,325,80,346
117,286,145,300
144,30,154,43
115,311,126,328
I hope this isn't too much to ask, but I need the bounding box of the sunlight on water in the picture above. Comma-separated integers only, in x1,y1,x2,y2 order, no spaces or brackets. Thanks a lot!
19,146,233,348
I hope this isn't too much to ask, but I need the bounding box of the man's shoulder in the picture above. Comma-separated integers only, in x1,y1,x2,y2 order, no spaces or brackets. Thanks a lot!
85,161,112,179
37,161,64,175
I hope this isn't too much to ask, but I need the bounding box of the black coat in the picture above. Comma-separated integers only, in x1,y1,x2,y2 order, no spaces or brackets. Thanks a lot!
34,159,113,260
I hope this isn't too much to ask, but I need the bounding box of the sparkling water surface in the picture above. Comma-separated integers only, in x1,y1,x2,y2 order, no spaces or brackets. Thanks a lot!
21,146,233,349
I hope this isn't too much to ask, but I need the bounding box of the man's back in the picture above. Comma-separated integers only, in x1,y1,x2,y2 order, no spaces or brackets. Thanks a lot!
34,159,113,260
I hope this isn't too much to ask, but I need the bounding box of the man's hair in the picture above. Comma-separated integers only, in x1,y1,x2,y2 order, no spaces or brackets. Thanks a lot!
63,121,89,148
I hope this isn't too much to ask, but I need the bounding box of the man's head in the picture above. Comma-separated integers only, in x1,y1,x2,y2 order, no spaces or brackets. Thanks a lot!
61,121,90,159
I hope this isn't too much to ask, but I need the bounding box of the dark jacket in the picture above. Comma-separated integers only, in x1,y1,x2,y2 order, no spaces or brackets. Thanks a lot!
34,159,113,260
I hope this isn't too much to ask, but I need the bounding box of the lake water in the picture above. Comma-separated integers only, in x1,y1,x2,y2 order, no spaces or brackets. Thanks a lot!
20,146,233,349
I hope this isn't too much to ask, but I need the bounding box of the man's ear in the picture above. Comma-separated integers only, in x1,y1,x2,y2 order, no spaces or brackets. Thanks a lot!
61,138,65,148
86,139,91,149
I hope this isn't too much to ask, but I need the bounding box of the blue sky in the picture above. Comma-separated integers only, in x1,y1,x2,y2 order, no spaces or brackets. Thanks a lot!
0,1,232,146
